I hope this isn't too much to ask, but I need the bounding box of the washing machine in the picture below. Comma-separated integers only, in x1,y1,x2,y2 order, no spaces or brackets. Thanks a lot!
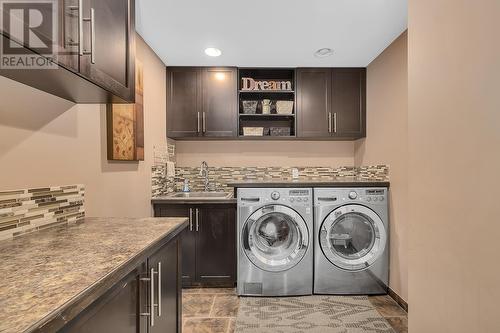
237,187,313,296
314,187,389,295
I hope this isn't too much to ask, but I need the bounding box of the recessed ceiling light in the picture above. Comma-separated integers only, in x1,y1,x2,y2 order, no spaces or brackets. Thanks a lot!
205,47,222,57
314,48,334,58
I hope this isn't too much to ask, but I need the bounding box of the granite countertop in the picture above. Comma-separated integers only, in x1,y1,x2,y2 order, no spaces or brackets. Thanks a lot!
0,217,188,333
227,177,390,188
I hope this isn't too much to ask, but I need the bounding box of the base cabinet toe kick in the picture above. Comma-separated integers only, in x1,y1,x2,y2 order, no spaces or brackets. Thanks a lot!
59,234,183,333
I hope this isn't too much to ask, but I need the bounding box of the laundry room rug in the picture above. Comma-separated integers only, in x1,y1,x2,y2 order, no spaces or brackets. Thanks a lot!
235,296,395,333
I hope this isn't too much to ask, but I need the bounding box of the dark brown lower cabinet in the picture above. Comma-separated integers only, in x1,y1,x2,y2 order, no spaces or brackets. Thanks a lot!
60,238,181,333
146,240,180,333
59,265,140,333
153,203,236,287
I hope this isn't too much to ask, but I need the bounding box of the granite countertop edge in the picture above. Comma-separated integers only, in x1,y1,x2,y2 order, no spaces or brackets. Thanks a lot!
14,217,189,333
226,179,390,188
151,197,237,204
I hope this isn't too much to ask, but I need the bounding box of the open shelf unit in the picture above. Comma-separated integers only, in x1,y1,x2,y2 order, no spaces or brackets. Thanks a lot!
238,68,296,138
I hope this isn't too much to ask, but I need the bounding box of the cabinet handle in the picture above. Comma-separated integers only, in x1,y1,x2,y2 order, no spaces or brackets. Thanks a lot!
195,208,199,232
157,262,162,317
333,112,337,133
328,112,332,133
90,8,95,64
65,1,81,50
201,275,231,278
197,112,201,133
78,0,83,56
202,112,206,133
82,8,95,64
150,267,155,327
139,274,152,324
189,208,193,231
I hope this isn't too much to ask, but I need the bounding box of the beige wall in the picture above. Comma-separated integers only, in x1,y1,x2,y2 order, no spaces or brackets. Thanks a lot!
0,35,166,217
354,32,408,302
408,1,500,332
175,141,355,167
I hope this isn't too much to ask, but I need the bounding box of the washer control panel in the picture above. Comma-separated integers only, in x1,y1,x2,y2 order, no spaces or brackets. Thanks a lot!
239,188,312,208
288,189,310,204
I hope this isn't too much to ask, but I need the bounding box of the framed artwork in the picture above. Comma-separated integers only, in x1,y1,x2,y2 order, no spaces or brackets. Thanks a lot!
107,61,144,161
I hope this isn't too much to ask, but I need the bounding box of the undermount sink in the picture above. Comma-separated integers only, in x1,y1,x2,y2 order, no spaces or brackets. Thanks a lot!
170,192,231,199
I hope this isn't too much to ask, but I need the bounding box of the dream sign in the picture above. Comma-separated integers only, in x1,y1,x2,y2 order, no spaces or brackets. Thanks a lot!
241,78,292,91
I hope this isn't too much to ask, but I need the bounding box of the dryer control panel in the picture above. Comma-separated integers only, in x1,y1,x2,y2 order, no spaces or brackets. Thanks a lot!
314,188,388,206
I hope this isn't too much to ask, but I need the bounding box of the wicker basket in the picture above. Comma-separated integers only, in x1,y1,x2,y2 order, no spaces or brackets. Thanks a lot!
270,127,291,136
243,127,264,136
242,100,258,114
276,101,294,114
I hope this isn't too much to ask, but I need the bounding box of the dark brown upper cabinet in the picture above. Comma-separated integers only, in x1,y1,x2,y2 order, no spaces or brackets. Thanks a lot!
80,0,135,101
331,68,366,138
167,67,237,139
166,66,365,141
296,68,332,137
166,67,202,138
296,68,366,139
0,0,135,103
202,67,237,137
57,0,80,73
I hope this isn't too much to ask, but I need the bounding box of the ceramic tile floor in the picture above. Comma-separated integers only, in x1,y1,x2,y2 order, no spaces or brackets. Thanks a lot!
182,288,408,333
368,295,408,333
182,288,238,333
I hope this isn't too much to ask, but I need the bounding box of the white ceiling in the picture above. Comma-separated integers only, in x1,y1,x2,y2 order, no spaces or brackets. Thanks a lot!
136,0,407,67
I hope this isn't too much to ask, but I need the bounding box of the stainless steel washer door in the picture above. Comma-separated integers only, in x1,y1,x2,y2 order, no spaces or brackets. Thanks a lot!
242,205,309,272
319,204,387,271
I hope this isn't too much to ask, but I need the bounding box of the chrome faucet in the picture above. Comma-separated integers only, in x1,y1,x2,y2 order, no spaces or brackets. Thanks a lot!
200,161,210,191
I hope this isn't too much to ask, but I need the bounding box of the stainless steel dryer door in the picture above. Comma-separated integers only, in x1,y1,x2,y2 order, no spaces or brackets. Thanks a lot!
319,204,387,271
242,205,310,272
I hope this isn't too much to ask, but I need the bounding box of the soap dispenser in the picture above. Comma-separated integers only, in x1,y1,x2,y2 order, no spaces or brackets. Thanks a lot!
182,179,190,192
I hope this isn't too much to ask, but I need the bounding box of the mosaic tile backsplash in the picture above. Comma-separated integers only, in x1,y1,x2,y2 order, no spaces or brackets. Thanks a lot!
152,165,176,197
0,185,85,241
152,165,389,197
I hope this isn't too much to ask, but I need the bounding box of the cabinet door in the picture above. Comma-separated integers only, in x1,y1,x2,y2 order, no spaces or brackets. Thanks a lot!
0,1,79,72
148,240,181,333
331,68,366,138
60,265,141,333
167,68,202,138
196,206,236,286
153,204,196,287
80,0,135,101
296,68,332,137
202,67,237,137
57,0,80,72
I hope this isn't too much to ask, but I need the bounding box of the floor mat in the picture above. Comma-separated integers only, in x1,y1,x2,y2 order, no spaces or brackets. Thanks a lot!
235,296,395,333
